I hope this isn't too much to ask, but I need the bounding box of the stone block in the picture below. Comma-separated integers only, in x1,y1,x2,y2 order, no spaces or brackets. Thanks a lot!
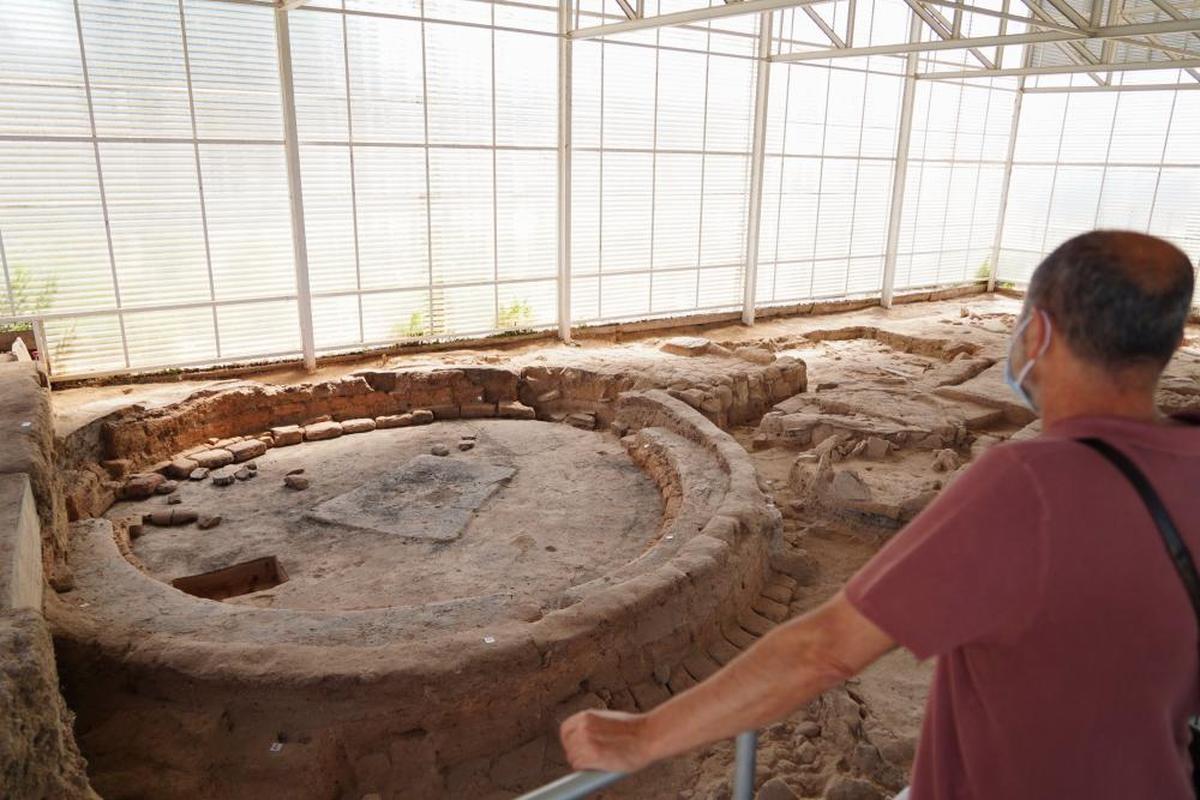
410,409,434,425
459,402,496,419
0,475,41,610
342,418,377,434
304,421,343,442
270,425,303,446
659,336,712,357
192,449,235,469
375,414,412,429
226,439,267,463
497,402,535,420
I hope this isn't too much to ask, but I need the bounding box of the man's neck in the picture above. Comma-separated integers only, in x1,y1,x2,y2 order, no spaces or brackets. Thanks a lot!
1037,372,1164,429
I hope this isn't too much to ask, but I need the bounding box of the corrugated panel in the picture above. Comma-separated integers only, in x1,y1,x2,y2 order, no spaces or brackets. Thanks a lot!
0,1,91,137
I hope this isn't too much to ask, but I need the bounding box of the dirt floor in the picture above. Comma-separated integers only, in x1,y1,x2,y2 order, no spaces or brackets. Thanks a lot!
107,420,662,614
50,293,1200,800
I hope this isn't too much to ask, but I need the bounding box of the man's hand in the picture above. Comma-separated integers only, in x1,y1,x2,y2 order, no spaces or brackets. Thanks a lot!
560,709,657,773
556,592,894,777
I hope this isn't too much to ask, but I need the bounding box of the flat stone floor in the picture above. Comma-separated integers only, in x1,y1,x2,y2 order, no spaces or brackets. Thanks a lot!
107,420,662,612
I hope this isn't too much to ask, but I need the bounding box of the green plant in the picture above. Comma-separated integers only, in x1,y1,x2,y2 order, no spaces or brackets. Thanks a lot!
497,299,534,332
391,311,428,340
0,265,57,332
974,258,991,282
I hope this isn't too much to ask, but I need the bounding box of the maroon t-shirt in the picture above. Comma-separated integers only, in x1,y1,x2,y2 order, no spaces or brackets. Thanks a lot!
846,414,1200,800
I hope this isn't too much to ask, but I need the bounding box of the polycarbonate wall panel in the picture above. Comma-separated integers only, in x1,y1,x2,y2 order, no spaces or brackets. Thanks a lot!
997,81,1200,301
756,2,905,306
570,2,756,325
0,0,299,376
289,1,559,349
894,71,1016,291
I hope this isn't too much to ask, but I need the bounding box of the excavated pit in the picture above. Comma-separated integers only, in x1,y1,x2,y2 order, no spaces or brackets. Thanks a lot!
30,293,1200,800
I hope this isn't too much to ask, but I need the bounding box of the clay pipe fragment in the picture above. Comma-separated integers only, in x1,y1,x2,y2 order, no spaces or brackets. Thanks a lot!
143,509,200,527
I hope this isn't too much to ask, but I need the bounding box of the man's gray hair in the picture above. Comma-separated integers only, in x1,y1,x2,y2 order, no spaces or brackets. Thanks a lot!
1026,230,1195,369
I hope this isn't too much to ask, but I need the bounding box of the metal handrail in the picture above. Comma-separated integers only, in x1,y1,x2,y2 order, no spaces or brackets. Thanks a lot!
516,730,758,800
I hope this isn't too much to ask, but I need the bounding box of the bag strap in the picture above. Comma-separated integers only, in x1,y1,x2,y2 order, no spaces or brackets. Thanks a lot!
1077,437,1200,623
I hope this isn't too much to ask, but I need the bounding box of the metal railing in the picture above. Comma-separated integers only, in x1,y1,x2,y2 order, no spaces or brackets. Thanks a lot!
516,730,758,800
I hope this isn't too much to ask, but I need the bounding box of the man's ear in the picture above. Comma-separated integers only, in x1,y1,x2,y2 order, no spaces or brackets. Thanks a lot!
1022,307,1048,360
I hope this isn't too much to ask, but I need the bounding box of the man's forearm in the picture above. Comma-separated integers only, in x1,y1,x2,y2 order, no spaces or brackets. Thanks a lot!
640,613,854,763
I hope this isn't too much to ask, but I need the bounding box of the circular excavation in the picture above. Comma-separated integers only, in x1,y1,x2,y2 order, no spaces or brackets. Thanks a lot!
51,373,785,800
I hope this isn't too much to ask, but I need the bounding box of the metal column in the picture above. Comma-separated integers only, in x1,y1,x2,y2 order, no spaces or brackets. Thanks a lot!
742,12,773,326
880,11,923,309
988,79,1025,292
557,0,574,342
274,6,318,371
733,730,758,800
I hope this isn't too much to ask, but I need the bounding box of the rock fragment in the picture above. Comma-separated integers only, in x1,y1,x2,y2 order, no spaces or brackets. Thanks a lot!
211,468,236,487
234,467,253,481
431,443,450,457
270,425,304,446
192,449,235,469
304,421,343,441
564,412,596,430
164,457,198,479
188,467,209,481
197,514,222,530
376,414,413,429
659,336,712,357
121,473,164,500
342,418,376,434
457,440,475,452
143,509,198,527
155,480,178,495
284,475,310,491
497,402,535,420
227,439,267,463
410,409,435,425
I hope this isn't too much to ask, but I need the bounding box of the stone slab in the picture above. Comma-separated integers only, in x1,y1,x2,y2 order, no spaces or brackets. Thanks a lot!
308,454,515,543
0,474,41,610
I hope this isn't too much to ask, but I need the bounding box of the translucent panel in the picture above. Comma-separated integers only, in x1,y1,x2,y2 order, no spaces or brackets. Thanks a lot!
354,147,429,290
496,150,556,281
216,300,301,358
299,145,359,294
497,279,556,329
1107,91,1172,164
705,55,754,153
1045,167,1101,249
289,8,349,142
1164,92,1199,164
45,313,126,375
199,144,295,300
428,148,495,286
0,141,115,312
495,31,555,148
0,1,91,136
1095,167,1158,231
1001,165,1054,253
699,154,749,266
697,265,741,309
1057,92,1116,164
425,22,491,146
99,142,211,308
183,1,282,140
657,49,707,151
124,305,217,369
571,151,601,276
571,42,602,151
651,269,697,314
437,283,494,336
602,43,655,150
311,293,361,350
600,152,653,272
1014,94,1066,162
346,15,424,144
599,271,651,319
653,154,703,270
79,0,192,138
361,288,430,343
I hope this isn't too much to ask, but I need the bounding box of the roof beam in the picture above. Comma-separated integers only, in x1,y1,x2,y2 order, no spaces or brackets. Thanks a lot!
905,0,996,68
916,53,1200,77
770,16,1200,62
569,0,832,39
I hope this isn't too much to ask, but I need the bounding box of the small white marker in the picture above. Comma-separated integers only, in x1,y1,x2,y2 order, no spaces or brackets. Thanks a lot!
269,742,283,753
19,421,31,429
665,534,675,540
482,635,496,645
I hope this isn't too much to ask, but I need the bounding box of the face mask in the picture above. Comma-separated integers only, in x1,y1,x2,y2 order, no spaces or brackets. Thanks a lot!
1003,309,1052,413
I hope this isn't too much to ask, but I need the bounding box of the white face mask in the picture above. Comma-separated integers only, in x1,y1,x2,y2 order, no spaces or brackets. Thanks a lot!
1003,309,1053,413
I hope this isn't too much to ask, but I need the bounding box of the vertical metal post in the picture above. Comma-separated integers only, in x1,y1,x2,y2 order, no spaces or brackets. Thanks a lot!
274,6,317,371
987,81,1023,292
733,730,758,800
557,0,574,342
742,11,773,326
880,10,922,309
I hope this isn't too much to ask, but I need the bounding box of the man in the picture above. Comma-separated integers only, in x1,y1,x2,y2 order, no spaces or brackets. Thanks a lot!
561,231,1200,799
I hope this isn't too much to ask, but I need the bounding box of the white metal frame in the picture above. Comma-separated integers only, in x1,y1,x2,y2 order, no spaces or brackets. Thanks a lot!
1,0,1197,378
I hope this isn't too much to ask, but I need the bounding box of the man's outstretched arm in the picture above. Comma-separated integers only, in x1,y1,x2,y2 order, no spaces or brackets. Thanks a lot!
560,589,895,773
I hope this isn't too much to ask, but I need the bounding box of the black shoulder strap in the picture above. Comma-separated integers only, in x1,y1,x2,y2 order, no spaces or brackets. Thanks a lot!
1077,437,1200,623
